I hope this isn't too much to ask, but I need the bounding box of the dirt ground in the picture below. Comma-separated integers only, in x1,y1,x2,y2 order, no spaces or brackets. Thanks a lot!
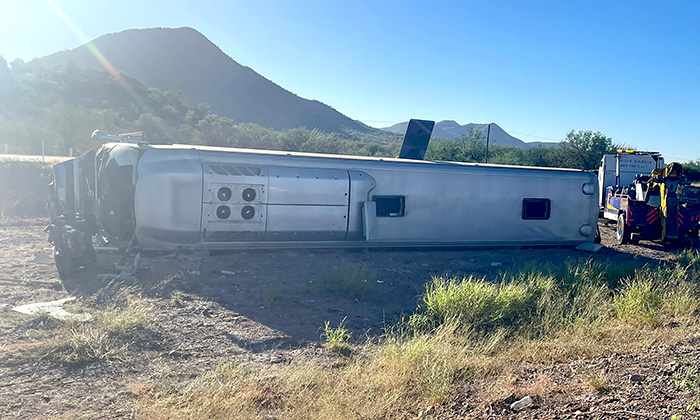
0,218,696,419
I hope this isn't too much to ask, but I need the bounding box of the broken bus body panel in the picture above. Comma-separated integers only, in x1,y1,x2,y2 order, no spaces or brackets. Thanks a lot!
47,122,600,277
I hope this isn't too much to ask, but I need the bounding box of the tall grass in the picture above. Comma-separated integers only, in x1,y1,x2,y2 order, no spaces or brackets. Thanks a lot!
410,264,614,337
614,269,699,327
137,258,700,420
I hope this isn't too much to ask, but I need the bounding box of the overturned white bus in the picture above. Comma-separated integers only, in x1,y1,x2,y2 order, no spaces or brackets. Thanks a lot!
46,120,599,278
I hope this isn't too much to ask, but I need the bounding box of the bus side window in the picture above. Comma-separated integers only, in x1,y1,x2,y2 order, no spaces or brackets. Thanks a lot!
522,198,551,220
373,196,405,217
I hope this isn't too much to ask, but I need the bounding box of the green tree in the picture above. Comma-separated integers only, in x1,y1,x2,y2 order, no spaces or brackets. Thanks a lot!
195,113,236,146
683,160,700,182
558,130,616,170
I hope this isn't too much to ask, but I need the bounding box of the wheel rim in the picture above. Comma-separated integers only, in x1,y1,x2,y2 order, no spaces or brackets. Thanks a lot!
617,216,623,241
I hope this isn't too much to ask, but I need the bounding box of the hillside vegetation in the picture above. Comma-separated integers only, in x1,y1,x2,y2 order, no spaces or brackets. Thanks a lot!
3,57,700,179
35,27,378,134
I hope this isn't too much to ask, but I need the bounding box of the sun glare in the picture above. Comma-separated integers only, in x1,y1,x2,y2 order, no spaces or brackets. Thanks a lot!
46,0,126,87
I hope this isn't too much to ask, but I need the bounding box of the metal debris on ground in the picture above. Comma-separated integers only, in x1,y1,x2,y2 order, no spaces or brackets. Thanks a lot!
509,395,533,411
114,252,141,275
12,297,92,321
29,252,54,265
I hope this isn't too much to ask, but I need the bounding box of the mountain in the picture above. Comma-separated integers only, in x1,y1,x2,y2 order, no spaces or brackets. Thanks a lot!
383,120,558,149
35,27,374,135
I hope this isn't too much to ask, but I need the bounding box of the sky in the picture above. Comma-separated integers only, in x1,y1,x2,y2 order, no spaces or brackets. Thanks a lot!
1,0,699,160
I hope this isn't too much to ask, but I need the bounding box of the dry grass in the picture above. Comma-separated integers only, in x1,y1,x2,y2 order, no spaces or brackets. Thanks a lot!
583,370,611,393
132,257,700,419
137,320,700,420
16,295,155,367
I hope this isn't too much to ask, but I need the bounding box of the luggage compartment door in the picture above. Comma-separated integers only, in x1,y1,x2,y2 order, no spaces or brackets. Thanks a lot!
266,167,349,241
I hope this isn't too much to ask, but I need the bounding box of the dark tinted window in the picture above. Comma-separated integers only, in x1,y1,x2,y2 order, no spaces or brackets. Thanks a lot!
522,198,550,220
374,196,405,217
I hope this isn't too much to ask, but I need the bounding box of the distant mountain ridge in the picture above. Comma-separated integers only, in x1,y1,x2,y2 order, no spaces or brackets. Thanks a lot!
35,27,376,135
383,120,558,149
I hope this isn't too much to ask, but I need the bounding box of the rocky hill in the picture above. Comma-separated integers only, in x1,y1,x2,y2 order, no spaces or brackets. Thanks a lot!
36,27,375,135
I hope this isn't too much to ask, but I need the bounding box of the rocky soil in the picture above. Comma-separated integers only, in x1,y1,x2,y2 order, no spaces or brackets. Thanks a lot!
0,218,695,419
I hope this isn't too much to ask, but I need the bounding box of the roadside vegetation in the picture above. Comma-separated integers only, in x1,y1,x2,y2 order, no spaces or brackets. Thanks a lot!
134,251,700,419
10,60,700,195
12,293,157,367
6,61,700,220
0,160,53,219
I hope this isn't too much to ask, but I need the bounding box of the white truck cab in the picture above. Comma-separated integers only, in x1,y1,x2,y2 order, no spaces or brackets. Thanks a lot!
598,150,664,208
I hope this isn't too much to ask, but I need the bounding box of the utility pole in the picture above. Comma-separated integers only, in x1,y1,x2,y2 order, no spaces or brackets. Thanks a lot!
485,123,491,163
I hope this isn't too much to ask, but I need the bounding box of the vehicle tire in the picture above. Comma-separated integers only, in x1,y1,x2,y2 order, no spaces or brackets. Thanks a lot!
53,247,73,281
681,232,699,249
616,213,630,245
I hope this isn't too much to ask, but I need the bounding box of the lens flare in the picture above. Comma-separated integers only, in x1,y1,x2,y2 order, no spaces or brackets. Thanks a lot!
45,0,174,141
46,0,126,87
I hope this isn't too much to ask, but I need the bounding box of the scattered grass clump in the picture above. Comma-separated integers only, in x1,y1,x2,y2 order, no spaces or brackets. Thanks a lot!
260,284,283,304
676,366,700,411
409,274,549,332
558,258,637,289
377,323,472,403
614,278,661,326
94,299,150,340
27,311,61,330
47,326,126,365
170,290,185,307
322,318,352,354
21,296,156,367
583,369,611,393
309,263,376,297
